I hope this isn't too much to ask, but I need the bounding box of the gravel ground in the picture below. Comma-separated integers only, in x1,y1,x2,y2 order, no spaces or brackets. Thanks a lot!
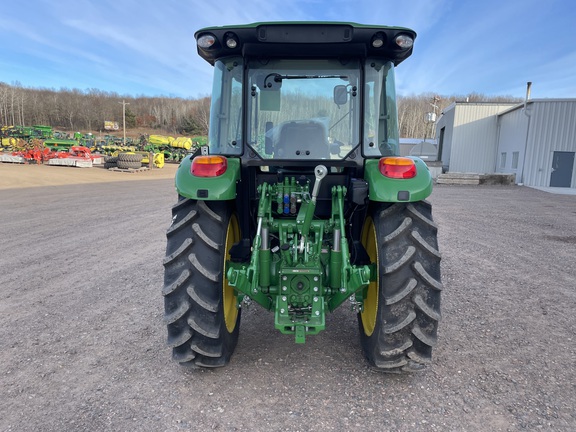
0,170,575,431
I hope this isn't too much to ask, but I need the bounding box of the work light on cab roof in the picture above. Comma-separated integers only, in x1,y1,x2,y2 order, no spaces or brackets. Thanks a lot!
197,34,216,49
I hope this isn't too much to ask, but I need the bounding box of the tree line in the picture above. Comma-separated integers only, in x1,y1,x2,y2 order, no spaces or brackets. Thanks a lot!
0,82,210,136
0,81,521,138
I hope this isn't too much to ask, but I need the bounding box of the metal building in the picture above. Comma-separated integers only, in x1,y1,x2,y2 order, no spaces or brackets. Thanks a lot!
436,102,516,173
436,99,576,189
496,99,576,188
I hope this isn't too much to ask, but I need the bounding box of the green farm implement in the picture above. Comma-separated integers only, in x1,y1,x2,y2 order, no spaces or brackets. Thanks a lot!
43,138,78,151
142,134,195,162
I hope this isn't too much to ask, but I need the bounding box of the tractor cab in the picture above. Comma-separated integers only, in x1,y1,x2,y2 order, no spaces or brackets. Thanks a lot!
195,23,415,167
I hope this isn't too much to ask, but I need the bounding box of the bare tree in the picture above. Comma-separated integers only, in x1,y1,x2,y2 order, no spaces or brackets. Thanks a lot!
0,82,521,140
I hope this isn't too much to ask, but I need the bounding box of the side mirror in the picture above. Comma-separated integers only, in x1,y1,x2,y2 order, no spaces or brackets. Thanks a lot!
333,85,348,106
260,90,280,111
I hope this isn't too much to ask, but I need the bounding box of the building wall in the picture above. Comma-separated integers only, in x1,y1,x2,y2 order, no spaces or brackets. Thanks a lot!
449,104,516,173
496,107,529,183
522,100,576,187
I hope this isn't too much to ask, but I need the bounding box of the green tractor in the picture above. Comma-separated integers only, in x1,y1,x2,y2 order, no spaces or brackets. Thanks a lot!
163,22,442,373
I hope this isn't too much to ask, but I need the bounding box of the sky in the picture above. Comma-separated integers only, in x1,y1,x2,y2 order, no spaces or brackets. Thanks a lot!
2,0,576,100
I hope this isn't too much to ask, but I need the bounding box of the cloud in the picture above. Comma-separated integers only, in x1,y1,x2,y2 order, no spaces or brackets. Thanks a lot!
3,0,576,98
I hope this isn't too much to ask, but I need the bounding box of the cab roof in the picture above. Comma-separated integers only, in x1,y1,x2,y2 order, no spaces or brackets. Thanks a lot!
194,22,416,66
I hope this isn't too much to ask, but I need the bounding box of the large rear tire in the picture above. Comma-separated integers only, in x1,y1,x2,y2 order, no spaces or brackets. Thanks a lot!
163,198,241,368
359,201,442,373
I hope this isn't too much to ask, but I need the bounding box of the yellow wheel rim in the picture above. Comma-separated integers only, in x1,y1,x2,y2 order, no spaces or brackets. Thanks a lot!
360,216,379,336
223,214,240,333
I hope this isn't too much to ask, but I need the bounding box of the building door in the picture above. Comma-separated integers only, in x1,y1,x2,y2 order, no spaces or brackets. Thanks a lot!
437,127,445,171
550,151,575,187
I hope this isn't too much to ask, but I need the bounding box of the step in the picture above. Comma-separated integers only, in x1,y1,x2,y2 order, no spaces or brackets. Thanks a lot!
436,172,515,185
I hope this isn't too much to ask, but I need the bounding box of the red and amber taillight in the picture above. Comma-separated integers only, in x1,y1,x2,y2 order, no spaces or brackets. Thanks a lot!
191,155,228,177
378,157,417,179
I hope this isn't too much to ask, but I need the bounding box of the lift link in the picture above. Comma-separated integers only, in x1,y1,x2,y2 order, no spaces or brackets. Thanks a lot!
327,185,372,312
226,183,274,310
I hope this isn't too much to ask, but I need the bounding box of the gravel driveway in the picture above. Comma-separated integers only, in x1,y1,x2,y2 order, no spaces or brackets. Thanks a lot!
0,176,575,431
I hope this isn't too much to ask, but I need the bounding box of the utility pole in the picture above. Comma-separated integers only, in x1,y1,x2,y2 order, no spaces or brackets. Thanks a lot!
424,95,440,142
118,100,130,145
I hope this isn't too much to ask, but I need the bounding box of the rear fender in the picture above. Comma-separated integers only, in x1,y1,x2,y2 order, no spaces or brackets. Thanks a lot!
364,157,433,202
175,156,240,200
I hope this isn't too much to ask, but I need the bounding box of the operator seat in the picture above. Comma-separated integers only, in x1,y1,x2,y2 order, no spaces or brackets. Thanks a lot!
275,120,329,159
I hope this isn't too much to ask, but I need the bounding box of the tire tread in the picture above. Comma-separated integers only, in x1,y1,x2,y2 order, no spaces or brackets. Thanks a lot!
163,199,240,368
359,201,442,373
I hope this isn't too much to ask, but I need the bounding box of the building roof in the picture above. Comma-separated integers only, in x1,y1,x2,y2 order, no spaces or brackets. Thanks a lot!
440,101,517,116
497,98,576,116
